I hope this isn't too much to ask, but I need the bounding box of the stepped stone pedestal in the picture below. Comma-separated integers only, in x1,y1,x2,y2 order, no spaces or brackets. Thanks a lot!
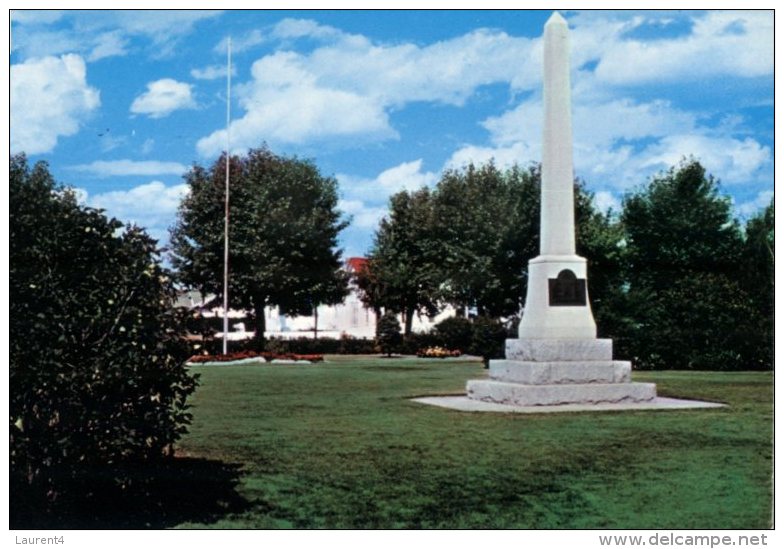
467,339,656,407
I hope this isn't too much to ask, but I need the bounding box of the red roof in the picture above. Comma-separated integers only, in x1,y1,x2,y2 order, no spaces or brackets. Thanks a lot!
346,257,368,273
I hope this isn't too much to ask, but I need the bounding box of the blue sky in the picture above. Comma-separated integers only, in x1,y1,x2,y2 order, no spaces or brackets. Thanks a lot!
10,9,774,259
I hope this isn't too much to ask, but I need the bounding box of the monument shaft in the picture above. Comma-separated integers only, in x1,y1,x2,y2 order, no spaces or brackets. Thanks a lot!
541,13,575,256
517,11,596,340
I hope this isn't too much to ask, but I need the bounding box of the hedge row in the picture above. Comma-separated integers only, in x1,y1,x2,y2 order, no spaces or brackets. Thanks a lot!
187,316,510,365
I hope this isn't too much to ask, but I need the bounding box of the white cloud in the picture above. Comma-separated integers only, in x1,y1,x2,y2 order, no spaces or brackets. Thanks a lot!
272,18,342,41
448,129,771,193
197,22,535,156
445,142,538,172
11,10,66,25
593,11,773,85
199,11,771,158
87,31,127,61
191,64,236,80
11,10,222,61
82,181,189,244
338,160,438,204
68,159,188,177
736,190,774,217
108,10,221,40
593,190,622,214
10,54,100,154
10,28,81,59
304,27,534,107
337,198,390,256
130,78,196,118
332,160,439,251
197,51,396,155
214,29,265,54
98,133,127,153
197,11,772,157
338,199,387,229
451,67,769,191
484,97,698,150
374,160,439,194
140,138,155,155
639,134,771,184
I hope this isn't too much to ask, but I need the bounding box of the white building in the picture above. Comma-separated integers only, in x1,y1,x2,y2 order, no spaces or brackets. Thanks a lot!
179,257,454,340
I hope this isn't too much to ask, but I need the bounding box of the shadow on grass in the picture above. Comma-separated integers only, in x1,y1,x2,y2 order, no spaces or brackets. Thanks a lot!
11,457,252,529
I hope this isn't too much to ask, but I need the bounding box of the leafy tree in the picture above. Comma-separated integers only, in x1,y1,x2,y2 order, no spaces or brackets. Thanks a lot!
622,159,742,289
573,181,627,337
430,162,540,317
170,146,349,346
376,311,403,357
742,199,774,316
362,161,623,337
351,256,384,319
362,188,440,335
429,162,618,320
10,154,197,501
739,200,774,368
618,159,763,369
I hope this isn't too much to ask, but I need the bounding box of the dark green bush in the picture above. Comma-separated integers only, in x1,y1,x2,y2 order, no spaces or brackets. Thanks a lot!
376,311,403,356
337,335,379,355
398,332,442,355
621,272,768,371
469,316,507,367
432,316,473,351
10,155,198,502
193,334,379,356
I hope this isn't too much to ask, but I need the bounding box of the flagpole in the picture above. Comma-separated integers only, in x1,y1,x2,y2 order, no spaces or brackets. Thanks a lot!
222,37,231,355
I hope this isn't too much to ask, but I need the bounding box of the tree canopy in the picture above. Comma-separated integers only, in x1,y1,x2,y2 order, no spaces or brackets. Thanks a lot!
359,162,623,327
170,146,349,345
358,157,771,371
357,188,440,335
430,163,540,318
617,158,769,370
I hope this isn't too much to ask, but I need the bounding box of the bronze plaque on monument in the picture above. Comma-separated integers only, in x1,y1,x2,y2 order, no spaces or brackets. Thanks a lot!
548,269,587,306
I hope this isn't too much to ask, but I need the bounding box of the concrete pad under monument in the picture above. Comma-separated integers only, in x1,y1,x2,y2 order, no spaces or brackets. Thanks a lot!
412,396,726,414
415,12,724,414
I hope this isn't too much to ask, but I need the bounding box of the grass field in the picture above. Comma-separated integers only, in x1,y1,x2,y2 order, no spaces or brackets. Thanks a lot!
163,356,773,529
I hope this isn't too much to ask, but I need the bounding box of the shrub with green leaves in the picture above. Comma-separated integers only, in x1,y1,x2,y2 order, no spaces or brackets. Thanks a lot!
376,311,403,357
10,155,198,498
469,316,507,368
433,316,473,351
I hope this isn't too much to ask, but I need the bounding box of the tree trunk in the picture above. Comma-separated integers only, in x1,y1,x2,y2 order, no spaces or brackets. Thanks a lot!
373,306,382,335
313,306,319,339
404,307,414,336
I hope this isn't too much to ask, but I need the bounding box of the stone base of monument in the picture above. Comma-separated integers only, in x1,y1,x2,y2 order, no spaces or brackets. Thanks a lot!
413,339,726,414
469,338,656,407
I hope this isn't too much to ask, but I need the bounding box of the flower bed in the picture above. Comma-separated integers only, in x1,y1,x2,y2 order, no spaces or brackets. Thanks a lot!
188,351,324,364
416,346,462,359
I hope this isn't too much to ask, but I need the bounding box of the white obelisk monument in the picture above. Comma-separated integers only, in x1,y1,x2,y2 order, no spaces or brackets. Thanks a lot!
465,12,657,407
517,11,596,340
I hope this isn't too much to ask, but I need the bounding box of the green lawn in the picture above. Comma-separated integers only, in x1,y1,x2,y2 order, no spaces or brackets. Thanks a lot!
172,356,772,529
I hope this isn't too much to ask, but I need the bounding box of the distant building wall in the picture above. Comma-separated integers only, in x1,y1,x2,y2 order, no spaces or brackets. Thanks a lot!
181,257,456,340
